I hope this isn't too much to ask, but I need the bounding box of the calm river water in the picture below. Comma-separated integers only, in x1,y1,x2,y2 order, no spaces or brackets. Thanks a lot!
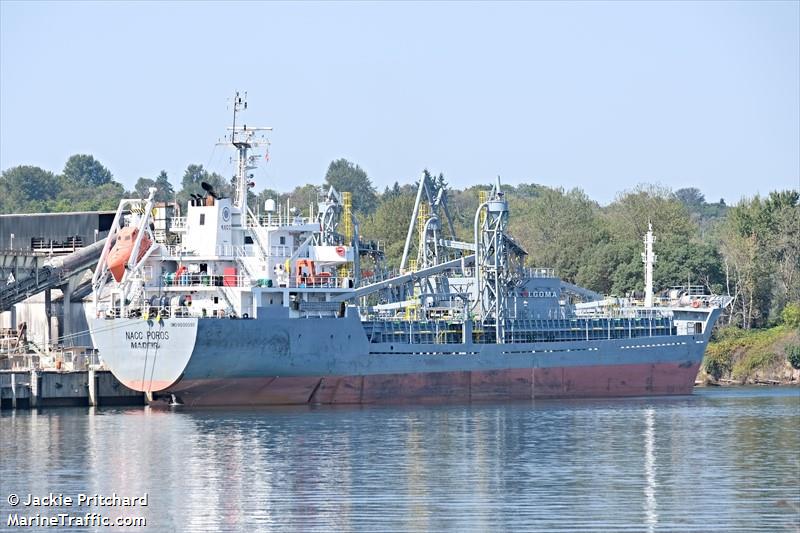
1,387,798,532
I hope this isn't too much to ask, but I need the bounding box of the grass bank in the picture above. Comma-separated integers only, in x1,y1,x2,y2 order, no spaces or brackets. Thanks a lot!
701,324,800,385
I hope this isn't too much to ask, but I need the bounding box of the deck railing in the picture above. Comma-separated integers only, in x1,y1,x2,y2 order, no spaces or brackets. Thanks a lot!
156,273,253,288
160,243,294,259
251,214,315,228
98,305,253,320
522,267,556,278
362,315,678,345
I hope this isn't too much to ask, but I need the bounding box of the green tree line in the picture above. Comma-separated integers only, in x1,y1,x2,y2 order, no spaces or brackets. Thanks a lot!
2,156,797,328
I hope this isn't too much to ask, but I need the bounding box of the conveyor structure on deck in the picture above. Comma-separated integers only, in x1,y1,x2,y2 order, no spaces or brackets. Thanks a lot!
333,254,476,302
559,280,602,302
332,254,602,304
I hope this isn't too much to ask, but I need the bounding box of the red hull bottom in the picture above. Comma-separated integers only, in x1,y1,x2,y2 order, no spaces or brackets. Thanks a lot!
166,362,701,407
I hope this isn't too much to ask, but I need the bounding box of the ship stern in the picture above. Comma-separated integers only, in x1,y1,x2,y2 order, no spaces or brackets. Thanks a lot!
89,317,198,393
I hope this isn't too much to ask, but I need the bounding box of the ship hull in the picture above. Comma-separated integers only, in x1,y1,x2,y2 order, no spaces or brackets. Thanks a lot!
90,308,719,407
167,362,700,407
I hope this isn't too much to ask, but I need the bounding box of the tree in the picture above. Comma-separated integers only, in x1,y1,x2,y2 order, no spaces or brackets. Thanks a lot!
447,185,484,240
653,240,724,294
675,187,705,209
782,302,800,328
132,173,174,203
719,196,774,328
506,182,548,200
606,183,695,242
576,240,636,296
0,156,127,213
177,164,205,210
360,192,418,269
382,181,403,200
62,154,113,186
718,191,800,328
324,159,378,214
83,182,126,211
0,165,61,213
764,191,800,319
153,170,175,203
51,180,125,212
133,177,156,198
509,186,605,283
288,184,321,215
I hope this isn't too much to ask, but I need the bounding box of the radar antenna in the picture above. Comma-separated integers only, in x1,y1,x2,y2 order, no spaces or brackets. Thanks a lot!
220,91,272,214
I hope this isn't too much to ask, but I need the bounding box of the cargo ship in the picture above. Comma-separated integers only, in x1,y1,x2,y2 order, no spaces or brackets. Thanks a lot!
88,94,730,406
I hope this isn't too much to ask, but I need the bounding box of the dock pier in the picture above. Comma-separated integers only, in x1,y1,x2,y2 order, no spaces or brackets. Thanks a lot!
0,369,144,410
1,326,146,410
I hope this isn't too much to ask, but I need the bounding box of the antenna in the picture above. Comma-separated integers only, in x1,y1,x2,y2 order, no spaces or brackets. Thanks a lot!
231,91,248,144
219,91,273,212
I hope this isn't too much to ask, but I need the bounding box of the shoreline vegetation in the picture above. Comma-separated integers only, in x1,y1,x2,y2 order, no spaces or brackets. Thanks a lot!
2,155,799,373
700,304,800,386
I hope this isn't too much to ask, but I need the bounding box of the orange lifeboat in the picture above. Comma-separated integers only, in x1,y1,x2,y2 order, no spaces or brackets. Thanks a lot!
107,227,151,282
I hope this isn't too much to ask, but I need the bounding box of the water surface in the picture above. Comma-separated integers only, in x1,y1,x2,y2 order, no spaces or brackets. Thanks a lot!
2,387,798,532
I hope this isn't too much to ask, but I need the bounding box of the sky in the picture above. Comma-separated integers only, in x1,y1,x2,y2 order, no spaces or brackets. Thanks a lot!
1,1,798,205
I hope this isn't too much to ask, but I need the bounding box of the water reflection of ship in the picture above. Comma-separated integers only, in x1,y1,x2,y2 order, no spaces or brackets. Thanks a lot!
643,408,658,533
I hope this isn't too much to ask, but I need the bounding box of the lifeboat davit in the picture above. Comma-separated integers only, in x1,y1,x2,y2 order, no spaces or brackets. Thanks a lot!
107,227,151,282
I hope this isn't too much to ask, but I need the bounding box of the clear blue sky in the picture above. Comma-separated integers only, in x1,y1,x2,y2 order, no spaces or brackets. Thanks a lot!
1,1,798,204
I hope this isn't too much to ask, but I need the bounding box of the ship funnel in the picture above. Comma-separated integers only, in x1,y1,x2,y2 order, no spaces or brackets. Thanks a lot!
201,181,217,198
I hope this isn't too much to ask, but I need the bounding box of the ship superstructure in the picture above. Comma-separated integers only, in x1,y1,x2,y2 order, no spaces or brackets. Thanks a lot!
88,94,731,406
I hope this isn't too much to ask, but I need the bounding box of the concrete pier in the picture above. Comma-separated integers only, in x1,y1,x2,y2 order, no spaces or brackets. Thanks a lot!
0,370,144,409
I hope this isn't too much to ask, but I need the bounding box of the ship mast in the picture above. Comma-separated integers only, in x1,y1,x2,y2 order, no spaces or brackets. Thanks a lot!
225,91,272,214
642,222,656,307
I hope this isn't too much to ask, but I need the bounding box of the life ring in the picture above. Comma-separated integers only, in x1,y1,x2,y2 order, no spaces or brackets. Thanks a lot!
691,300,701,308
242,313,249,319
